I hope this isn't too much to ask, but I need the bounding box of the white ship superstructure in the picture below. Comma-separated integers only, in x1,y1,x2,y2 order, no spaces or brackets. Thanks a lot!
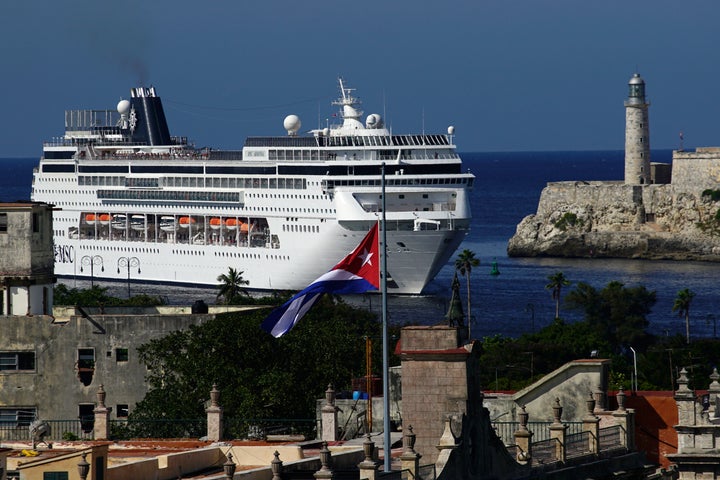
31,80,474,294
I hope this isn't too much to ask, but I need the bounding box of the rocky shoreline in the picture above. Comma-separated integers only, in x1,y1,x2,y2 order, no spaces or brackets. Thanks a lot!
507,181,720,261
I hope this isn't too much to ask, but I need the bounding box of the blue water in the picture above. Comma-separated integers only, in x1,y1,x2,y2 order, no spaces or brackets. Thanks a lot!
5,150,719,340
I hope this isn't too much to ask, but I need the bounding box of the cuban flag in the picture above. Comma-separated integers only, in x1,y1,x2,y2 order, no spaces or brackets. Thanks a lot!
261,223,380,337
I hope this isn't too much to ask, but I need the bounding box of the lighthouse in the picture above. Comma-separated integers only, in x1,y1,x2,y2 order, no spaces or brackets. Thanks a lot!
624,73,651,185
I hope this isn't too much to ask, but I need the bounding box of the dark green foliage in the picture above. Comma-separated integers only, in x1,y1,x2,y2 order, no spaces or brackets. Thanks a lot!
702,189,720,201
131,296,386,429
554,212,583,231
564,281,655,351
216,267,250,304
54,284,165,307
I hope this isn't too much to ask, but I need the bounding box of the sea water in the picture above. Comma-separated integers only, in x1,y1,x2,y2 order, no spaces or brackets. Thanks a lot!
4,150,719,340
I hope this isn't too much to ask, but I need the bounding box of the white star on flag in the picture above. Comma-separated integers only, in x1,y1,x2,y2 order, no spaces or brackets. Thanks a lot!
359,248,373,267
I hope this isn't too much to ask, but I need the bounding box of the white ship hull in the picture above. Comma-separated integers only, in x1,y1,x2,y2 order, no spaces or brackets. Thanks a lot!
32,81,474,295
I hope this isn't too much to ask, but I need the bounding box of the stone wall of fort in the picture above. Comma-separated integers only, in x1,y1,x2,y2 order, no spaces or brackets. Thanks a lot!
507,155,720,260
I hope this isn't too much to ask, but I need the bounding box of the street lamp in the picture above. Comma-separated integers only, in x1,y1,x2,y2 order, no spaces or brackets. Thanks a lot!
525,303,535,332
117,256,140,298
707,314,717,338
77,451,90,480
223,452,236,480
80,255,104,288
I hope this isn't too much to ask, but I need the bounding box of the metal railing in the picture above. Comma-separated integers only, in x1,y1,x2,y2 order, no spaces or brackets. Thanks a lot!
110,419,206,440
223,418,317,441
492,421,583,445
599,425,626,453
531,437,559,464
565,431,591,459
0,420,90,442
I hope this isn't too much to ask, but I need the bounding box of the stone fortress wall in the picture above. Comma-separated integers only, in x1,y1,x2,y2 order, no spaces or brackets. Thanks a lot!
507,72,720,261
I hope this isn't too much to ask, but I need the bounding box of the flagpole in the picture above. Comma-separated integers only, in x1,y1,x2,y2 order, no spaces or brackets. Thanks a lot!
381,162,391,472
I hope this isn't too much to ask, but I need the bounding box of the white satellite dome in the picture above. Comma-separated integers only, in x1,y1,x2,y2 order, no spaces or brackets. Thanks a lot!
366,113,383,129
283,115,301,135
447,125,455,136
117,99,131,115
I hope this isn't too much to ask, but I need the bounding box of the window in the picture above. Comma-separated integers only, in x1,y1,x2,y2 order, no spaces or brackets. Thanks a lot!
77,348,95,386
0,407,36,427
43,472,69,480
117,404,129,418
79,404,95,433
115,348,129,362
0,213,7,233
0,352,36,371
33,213,40,233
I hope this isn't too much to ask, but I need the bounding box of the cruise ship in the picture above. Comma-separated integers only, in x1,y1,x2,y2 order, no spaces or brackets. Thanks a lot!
31,80,474,294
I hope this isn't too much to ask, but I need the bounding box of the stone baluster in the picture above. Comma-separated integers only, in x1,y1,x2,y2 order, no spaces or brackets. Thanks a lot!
314,441,334,480
271,451,283,480
400,426,422,477
708,368,720,420
583,392,600,454
594,385,606,412
93,384,112,440
675,368,696,426
513,405,532,464
206,384,223,442
359,434,380,480
549,398,567,463
321,384,339,442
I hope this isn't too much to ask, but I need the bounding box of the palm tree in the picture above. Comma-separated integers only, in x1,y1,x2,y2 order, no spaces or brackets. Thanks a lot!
672,288,695,344
455,249,480,330
216,267,250,304
546,271,570,319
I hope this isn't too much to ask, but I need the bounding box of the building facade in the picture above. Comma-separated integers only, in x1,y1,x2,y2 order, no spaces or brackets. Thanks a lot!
0,202,55,316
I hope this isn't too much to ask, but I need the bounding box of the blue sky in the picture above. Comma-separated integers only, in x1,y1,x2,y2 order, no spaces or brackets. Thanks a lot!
1,0,718,157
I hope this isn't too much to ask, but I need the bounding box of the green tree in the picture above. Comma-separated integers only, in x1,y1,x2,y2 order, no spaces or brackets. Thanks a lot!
545,272,570,319
565,280,656,350
216,267,250,304
455,249,480,329
54,284,164,307
672,288,696,344
131,296,386,433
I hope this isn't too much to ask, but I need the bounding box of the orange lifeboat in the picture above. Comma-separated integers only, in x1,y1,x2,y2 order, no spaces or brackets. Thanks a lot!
85,213,96,225
225,218,239,230
209,218,222,230
240,222,249,233
179,217,196,228
99,214,111,225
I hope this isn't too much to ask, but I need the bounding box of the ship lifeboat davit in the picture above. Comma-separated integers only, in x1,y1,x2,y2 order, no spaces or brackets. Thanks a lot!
225,218,239,230
209,218,222,230
85,213,96,225
179,217,196,228
159,216,175,232
130,215,146,230
111,214,127,229
99,214,111,225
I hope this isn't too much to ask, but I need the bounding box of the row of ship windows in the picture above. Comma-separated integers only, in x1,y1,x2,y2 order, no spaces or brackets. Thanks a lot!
74,247,293,262
78,176,308,190
283,224,320,233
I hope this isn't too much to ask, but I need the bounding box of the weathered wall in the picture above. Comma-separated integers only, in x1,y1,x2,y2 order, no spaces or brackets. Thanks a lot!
483,359,609,425
0,313,214,421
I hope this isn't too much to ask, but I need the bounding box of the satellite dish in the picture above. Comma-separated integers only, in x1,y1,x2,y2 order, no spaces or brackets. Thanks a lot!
30,420,51,447
283,115,301,136
117,99,131,115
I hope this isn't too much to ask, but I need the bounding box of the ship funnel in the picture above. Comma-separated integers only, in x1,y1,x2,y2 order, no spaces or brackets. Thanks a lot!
127,87,172,146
